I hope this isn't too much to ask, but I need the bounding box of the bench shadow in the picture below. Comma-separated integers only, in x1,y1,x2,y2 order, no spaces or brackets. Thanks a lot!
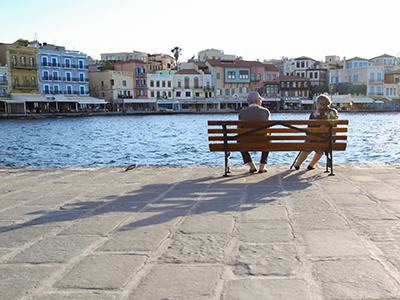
0,168,321,233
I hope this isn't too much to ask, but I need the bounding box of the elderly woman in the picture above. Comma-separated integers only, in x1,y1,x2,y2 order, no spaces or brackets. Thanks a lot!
293,94,338,170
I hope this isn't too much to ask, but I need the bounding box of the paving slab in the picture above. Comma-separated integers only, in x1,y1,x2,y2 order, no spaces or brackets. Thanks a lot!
0,163,399,300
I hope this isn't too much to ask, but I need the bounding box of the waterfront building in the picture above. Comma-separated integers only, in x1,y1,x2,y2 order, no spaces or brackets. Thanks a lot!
113,60,156,99
247,60,267,93
279,76,312,109
149,54,177,70
261,63,280,110
328,56,399,107
0,65,10,113
325,55,343,69
101,51,149,63
206,59,250,99
0,39,39,95
198,49,236,61
88,70,134,111
38,43,89,96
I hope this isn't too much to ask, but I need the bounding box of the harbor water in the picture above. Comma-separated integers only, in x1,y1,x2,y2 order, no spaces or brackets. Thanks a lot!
0,113,399,167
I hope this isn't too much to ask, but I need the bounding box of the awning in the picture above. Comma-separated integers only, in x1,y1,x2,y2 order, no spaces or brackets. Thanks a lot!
11,94,50,102
301,100,314,104
352,97,375,104
331,96,352,104
262,98,280,102
53,95,108,105
77,97,108,105
123,99,157,104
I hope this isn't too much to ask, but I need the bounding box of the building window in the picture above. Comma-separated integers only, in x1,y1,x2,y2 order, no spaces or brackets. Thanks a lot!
156,81,160,87
80,86,85,94
67,85,72,94
168,81,171,87
43,71,49,80
54,85,59,94
257,74,261,81
79,60,84,69
225,89,230,96
228,71,235,79
240,70,249,79
66,72,71,81
178,80,181,88
65,59,71,68
44,85,50,94
52,58,57,67
162,81,166,88
122,80,126,87
12,56,17,66
110,79,114,86
216,73,220,80
194,77,199,88
185,91,191,97
79,73,84,82
53,71,58,80
184,77,189,88
176,91,181,97
30,57,34,67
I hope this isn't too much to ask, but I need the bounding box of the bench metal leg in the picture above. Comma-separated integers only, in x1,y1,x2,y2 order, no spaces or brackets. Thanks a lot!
223,151,231,177
325,152,334,176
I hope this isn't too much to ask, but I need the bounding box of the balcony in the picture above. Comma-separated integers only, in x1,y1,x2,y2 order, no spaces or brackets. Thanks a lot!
13,83,39,90
41,76,62,81
12,63,38,70
41,62,61,68
0,80,7,87
61,64,88,69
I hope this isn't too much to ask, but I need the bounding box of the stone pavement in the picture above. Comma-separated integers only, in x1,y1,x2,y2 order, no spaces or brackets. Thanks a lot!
0,163,400,300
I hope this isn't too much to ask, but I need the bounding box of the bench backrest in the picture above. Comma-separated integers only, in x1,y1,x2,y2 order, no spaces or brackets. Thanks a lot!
208,120,348,152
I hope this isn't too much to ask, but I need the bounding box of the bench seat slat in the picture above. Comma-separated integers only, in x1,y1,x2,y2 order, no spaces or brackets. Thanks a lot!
208,120,349,126
208,135,347,141
209,142,347,152
208,128,347,134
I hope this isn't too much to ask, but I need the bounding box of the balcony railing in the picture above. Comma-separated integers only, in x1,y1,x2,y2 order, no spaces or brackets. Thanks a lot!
0,80,7,86
63,77,89,82
11,63,38,70
13,83,39,89
62,64,89,69
41,62,61,68
41,76,62,81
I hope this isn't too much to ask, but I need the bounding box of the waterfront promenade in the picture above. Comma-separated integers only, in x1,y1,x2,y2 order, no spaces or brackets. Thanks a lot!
1,163,400,299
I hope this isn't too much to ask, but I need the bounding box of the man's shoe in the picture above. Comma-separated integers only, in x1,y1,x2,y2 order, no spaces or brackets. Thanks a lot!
307,165,315,170
249,169,257,173
258,169,268,173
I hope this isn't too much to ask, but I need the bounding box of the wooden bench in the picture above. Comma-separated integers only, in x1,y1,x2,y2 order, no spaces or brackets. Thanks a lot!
208,120,348,176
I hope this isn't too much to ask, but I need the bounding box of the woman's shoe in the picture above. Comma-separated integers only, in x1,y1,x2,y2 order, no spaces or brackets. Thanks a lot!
258,169,268,173
294,166,300,170
307,165,315,170
249,169,257,173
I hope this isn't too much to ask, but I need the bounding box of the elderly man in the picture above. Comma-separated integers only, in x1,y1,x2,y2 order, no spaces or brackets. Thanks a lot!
239,92,271,173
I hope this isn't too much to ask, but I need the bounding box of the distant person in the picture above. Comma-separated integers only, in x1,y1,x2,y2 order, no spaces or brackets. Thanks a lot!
293,94,339,170
239,92,271,173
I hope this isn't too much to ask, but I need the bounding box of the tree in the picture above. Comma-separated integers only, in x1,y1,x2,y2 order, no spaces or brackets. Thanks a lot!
171,46,182,62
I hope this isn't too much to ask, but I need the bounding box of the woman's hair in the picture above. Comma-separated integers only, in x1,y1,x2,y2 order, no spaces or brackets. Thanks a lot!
317,94,332,108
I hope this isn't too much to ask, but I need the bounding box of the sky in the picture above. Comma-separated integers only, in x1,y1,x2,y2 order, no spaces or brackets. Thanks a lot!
2,0,400,63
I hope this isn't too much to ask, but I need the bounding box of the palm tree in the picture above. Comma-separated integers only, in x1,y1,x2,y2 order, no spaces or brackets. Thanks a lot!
171,46,182,63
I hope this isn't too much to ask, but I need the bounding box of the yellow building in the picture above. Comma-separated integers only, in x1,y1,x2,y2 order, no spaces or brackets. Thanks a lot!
0,39,39,94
